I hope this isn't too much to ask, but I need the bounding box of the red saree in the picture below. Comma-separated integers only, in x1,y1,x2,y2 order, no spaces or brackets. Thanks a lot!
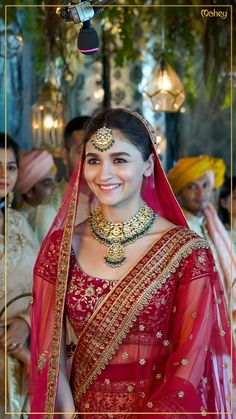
29,110,235,418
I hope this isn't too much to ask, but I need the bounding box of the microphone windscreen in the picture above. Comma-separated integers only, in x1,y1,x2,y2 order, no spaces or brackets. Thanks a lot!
77,26,99,55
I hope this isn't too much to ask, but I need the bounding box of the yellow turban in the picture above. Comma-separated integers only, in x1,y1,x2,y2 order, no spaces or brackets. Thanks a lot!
167,156,226,195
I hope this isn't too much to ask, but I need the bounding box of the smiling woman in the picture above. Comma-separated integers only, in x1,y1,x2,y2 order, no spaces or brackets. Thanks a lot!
30,109,235,419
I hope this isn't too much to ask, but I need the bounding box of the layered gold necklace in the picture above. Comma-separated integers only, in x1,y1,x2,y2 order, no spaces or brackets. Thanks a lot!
89,203,157,267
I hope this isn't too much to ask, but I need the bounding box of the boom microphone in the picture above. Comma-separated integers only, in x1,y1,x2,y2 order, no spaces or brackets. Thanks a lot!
77,20,100,55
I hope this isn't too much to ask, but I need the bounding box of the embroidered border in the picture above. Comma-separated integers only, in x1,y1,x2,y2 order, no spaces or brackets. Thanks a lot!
44,163,82,418
72,228,209,403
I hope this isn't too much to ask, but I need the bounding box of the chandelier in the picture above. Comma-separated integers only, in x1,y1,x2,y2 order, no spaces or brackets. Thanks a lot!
32,82,64,157
143,54,185,112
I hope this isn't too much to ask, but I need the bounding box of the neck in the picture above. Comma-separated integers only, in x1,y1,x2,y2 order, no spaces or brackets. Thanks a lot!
99,198,144,223
183,208,203,218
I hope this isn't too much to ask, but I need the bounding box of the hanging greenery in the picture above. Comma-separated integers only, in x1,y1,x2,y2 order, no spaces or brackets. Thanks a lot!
1,0,235,108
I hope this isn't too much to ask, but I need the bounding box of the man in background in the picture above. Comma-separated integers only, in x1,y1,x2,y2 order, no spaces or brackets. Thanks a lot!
48,115,94,224
167,155,236,324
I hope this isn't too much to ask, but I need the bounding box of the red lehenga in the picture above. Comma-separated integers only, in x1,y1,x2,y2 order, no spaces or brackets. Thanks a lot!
29,110,236,419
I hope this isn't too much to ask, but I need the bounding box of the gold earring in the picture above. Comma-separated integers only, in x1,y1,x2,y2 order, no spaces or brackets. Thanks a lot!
7,192,14,208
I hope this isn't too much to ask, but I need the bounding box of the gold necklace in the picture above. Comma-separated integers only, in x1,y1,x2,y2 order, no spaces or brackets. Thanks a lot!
89,203,157,268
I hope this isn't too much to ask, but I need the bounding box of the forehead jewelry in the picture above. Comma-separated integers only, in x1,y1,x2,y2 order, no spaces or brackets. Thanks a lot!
92,126,114,152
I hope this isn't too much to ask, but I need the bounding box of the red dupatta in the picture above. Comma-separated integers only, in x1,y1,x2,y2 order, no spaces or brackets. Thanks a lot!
29,109,235,418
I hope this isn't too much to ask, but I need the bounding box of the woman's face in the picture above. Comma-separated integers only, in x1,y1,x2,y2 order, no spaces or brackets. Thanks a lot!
84,128,153,210
0,147,18,199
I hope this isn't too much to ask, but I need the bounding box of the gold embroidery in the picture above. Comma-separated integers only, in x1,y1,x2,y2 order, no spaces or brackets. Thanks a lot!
121,352,128,359
181,358,188,365
37,351,48,371
139,358,146,365
156,331,162,338
45,169,80,418
71,228,209,402
147,401,153,408
178,391,184,398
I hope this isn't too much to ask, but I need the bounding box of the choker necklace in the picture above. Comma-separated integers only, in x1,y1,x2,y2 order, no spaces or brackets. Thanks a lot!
89,203,157,268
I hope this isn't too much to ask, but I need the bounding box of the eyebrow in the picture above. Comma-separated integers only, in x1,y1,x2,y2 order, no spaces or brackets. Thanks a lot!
85,152,131,158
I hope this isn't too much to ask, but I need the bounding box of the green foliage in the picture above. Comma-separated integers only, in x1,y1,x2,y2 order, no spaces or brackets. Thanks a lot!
1,0,234,109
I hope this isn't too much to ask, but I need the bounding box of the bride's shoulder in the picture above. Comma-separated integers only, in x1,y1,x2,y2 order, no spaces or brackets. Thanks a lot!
152,216,176,234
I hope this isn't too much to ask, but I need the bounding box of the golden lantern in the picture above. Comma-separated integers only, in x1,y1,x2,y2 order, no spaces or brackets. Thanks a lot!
32,82,64,157
143,54,185,112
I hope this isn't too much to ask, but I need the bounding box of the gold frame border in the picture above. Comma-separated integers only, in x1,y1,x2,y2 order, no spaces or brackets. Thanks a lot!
4,2,233,416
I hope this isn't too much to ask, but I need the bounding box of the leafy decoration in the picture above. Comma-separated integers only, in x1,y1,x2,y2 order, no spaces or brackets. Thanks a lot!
1,0,235,108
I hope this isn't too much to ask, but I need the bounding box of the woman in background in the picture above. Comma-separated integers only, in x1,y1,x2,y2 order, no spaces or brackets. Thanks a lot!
0,133,39,418
30,109,235,418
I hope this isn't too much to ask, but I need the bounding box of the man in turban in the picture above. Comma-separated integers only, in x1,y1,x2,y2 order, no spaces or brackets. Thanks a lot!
48,116,92,215
16,149,57,243
167,156,236,330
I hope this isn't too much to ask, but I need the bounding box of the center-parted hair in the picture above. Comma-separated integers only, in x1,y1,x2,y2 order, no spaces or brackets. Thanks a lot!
83,108,153,161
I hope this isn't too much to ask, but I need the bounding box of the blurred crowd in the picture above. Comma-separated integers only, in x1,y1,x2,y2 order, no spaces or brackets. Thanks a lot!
0,116,235,417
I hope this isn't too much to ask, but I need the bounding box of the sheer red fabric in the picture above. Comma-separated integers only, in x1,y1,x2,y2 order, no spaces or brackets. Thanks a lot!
29,110,235,418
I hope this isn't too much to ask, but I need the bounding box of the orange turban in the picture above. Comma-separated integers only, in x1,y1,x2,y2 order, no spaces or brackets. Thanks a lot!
16,150,56,194
167,156,226,195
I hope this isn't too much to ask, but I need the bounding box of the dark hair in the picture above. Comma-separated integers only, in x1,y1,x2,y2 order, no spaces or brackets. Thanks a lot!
83,108,153,161
218,176,236,224
64,116,91,150
0,132,20,166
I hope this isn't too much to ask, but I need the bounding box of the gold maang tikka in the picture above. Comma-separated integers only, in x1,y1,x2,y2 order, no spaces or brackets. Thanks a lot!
92,126,114,152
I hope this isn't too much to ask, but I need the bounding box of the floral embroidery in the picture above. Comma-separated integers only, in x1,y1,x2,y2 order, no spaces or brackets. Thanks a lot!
104,379,110,385
178,391,184,398
121,352,128,359
202,377,208,384
181,358,188,365
139,324,145,331
139,359,146,365
219,329,226,336
147,402,153,408
161,297,166,305
156,373,162,380
222,362,228,369
127,385,134,392
192,311,197,318
214,297,222,304
163,340,169,346
156,331,162,339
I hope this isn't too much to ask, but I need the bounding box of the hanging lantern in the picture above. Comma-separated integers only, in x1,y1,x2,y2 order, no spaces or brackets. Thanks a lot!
32,82,64,157
143,54,185,112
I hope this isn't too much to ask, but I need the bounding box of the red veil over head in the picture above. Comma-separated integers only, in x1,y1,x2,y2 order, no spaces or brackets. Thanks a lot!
30,109,235,418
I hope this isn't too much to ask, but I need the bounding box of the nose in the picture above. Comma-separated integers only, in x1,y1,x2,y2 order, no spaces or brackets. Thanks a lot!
195,186,205,200
98,161,113,181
